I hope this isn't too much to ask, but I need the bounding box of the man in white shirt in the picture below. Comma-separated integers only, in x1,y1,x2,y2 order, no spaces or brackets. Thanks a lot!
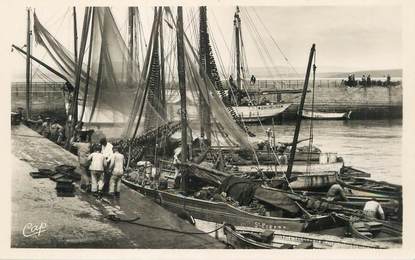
363,199,385,220
100,137,113,193
88,145,107,198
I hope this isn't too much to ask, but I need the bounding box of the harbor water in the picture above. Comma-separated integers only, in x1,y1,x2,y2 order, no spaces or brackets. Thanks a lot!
250,119,402,185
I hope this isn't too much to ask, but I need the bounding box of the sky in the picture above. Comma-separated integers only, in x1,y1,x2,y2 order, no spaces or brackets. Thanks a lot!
9,5,402,81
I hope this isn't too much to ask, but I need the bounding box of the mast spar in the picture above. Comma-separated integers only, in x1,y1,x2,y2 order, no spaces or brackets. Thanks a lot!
286,44,316,180
234,6,242,90
177,6,188,162
199,6,211,142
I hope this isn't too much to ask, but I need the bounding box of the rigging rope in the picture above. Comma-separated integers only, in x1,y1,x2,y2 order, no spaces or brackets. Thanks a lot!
249,7,300,77
105,214,224,235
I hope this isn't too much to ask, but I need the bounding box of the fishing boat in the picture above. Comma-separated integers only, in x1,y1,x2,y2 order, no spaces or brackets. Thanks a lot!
222,224,398,249
224,7,292,123
302,110,352,120
122,167,344,233
233,103,291,123
336,173,402,199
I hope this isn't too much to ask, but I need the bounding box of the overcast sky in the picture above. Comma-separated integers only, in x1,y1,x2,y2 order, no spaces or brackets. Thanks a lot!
9,5,402,80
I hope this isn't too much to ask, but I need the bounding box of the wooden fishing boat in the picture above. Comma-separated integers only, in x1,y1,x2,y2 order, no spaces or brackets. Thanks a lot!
122,170,344,233
222,224,398,249
233,103,291,123
335,214,402,244
302,110,352,120
336,173,402,198
264,186,402,222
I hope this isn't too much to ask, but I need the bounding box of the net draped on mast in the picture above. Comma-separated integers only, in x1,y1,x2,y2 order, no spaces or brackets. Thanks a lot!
33,7,167,139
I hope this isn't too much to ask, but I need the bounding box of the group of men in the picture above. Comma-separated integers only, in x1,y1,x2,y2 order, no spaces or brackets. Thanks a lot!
345,73,393,87
326,183,385,220
71,132,125,199
16,107,66,145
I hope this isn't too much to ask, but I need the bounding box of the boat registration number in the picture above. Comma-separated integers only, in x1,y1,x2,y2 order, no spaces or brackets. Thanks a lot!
254,222,287,230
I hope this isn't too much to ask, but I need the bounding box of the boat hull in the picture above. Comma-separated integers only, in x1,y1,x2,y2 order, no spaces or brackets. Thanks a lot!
122,178,339,232
223,225,397,249
233,103,291,122
302,110,352,120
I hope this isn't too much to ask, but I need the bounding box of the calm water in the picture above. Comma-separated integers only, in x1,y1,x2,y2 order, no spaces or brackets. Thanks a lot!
249,119,402,185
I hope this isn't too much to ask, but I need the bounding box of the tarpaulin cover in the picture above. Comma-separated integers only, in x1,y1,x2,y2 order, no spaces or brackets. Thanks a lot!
254,187,300,214
217,175,258,206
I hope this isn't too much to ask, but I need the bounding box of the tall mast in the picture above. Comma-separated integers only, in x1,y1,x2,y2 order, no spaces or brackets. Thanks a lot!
25,8,31,119
128,7,135,89
159,7,166,117
128,7,134,62
177,6,188,162
73,7,78,66
286,44,316,180
199,6,211,142
72,7,78,123
234,6,242,90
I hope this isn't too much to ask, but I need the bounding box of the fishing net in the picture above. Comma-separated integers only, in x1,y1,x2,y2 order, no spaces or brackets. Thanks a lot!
34,6,254,152
33,7,167,139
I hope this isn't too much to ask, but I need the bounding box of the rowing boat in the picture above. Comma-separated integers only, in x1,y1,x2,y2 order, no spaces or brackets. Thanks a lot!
302,110,352,120
222,224,398,249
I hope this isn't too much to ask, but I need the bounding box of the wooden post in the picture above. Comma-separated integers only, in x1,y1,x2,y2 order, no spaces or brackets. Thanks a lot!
286,44,315,179
177,6,188,162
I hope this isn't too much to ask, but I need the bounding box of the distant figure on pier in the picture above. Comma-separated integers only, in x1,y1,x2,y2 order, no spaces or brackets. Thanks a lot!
326,184,348,201
250,75,256,85
351,74,356,86
40,117,51,138
363,199,385,220
367,74,371,87
88,144,107,198
386,74,391,86
229,75,234,83
26,115,44,134
361,74,366,86
49,119,64,143
108,146,125,198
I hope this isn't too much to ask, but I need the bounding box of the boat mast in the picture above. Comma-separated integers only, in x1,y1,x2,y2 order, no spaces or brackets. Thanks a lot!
71,7,78,125
73,7,78,66
286,44,315,180
177,6,188,162
159,7,166,117
128,7,135,88
199,6,211,142
128,7,134,62
234,6,242,90
25,8,32,119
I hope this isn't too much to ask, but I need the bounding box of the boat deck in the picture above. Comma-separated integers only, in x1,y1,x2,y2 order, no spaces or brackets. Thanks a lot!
11,124,224,248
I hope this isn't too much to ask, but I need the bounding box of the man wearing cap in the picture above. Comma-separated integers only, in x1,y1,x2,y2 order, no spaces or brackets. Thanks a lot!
326,183,348,202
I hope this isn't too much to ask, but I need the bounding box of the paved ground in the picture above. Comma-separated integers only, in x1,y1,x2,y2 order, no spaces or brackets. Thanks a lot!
11,124,225,248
